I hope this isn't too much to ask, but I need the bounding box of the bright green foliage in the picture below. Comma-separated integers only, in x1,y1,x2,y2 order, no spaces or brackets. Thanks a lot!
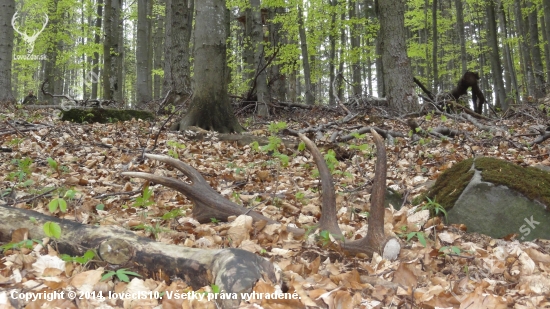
133,186,155,208
167,140,186,159
8,158,33,182
420,196,448,222
61,250,96,264
101,268,142,283
0,239,43,252
43,221,62,239
48,197,68,213
406,231,427,247
439,246,462,256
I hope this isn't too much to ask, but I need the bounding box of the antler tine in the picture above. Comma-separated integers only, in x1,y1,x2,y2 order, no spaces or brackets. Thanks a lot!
143,153,209,185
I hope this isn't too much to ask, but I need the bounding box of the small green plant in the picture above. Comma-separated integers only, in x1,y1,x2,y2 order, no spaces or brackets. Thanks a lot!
317,230,332,247
167,140,186,159
48,197,68,213
420,196,448,222
210,217,220,224
162,209,184,220
96,203,105,211
406,231,427,247
133,185,155,208
43,221,62,239
267,121,287,134
8,157,33,182
7,138,24,147
0,239,43,252
439,246,462,256
101,268,142,283
47,157,59,173
295,192,308,205
61,250,96,264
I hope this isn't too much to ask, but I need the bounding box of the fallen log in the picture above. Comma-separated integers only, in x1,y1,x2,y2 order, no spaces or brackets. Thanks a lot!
0,205,278,308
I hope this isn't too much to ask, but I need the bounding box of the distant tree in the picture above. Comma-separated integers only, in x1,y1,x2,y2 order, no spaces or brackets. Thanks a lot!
377,0,417,113
136,0,152,104
172,0,243,133
0,0,15,102
163,0,193,106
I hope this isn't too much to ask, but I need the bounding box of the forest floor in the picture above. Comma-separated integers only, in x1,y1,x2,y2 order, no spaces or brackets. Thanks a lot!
1,99,550,309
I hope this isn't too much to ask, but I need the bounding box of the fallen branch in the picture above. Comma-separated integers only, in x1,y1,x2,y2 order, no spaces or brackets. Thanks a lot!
0,205,277,308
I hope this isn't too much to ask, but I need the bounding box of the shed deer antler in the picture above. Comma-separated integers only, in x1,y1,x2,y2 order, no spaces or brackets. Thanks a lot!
122,129,400,259
11,12,49,54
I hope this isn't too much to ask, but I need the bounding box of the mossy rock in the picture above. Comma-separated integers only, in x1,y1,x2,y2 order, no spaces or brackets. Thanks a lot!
61,108,154,123
428,157,550,209
428,157,550,240
426,158,475,209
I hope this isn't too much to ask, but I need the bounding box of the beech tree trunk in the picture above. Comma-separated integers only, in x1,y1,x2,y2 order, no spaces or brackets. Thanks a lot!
251,0,268,116
0,205,277,308
164,0,193,105
173,0,243,133
103,0,121,101
136,0,152,104
486,0,507,110
297,4,315,105
349,0,362,96
377,0,417,112
91,0,103,99
0,0,15,102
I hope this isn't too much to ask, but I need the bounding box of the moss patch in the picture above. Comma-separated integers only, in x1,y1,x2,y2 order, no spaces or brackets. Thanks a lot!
428,158,474,209
474,157,550,207
61,108,154,123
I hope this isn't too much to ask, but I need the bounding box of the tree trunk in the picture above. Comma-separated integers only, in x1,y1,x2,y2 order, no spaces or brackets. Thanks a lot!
526,0,546,98
165,0,193,106
0,0,15,102
0,205,277,309
102,0,121,101
297,4,315,105
162,0,172,95
137,0,152,104
92,0,103,100
173,0,242,133
486,0,507,110
374,0,384,97
267,7,286,102
432,0,438,90
153,2,164,99
349,0,362,96
514,0,536,98
498,1,520,104
251,0,268,116
338,10,346,101
454,0,467,74
328,0,337,106
377,0,417,112
543,0,550,83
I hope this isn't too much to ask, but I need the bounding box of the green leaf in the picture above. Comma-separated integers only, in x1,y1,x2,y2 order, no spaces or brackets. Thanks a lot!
43,222,62,239
211,284,220,294
417,233,427,247
101,271,116,281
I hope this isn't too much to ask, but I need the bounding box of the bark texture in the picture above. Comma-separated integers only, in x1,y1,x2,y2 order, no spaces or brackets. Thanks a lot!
174,0,242,133
0,0,15,102
0,205,277,308
377,0,417,112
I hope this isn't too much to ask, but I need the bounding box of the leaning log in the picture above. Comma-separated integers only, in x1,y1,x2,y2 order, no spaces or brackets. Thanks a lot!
0,205,277,308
